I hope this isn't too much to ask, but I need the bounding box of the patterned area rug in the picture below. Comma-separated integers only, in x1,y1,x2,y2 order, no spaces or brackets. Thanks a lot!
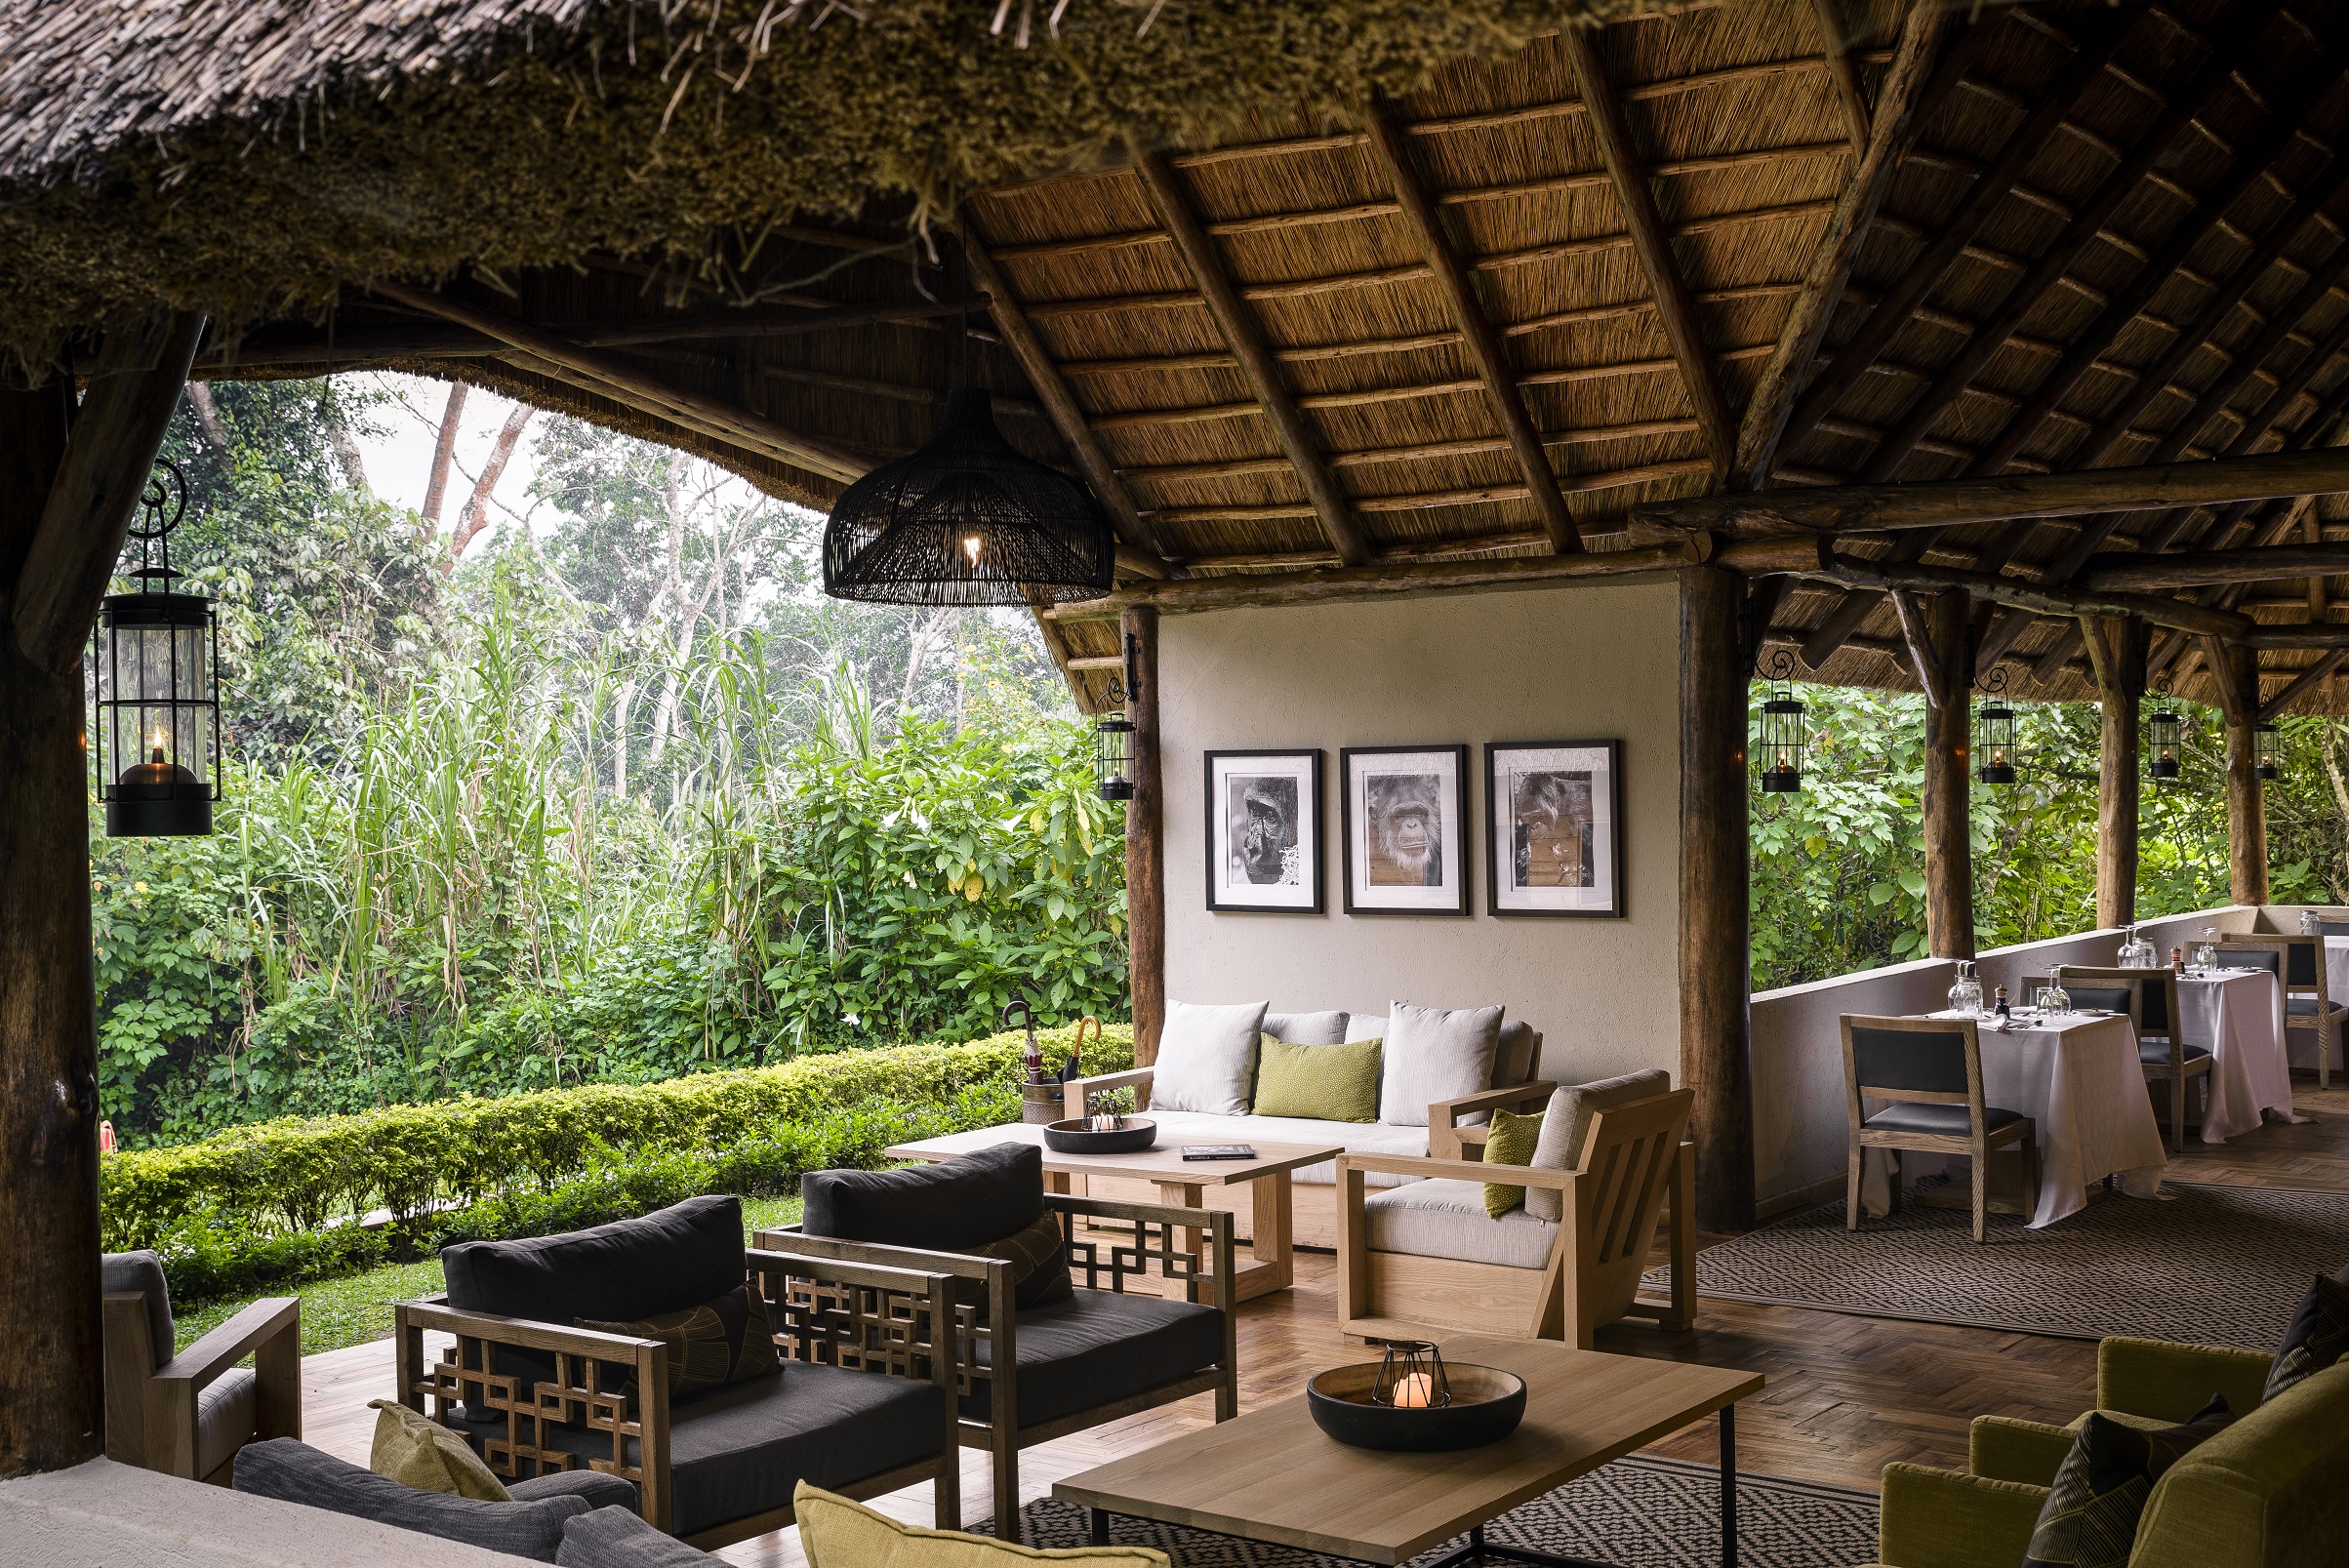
992,1457,1878,1568
1653,1179,2349,1347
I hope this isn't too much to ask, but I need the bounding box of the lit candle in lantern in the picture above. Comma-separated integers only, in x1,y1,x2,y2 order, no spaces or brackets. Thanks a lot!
1392,1372,1435,1408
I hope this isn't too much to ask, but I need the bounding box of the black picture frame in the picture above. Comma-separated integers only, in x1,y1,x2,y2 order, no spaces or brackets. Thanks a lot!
1483,740,1624,919
1340,744,1471,916
1203,748,1324,913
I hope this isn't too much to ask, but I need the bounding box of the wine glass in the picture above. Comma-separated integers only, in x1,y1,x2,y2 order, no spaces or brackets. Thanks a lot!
2194,926,2219,975
1947,960,1982,1018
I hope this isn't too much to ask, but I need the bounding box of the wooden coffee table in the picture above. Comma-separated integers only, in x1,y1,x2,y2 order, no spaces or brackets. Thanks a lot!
882,1122,1339,1302
1053,1336,1762,1568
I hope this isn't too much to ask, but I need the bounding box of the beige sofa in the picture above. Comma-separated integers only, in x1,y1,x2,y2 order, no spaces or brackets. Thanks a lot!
1063,1007,1547,1249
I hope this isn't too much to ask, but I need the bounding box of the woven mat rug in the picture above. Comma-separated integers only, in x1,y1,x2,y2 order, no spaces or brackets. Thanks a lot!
988,1457,1878,1568
1650,1179,2349,1347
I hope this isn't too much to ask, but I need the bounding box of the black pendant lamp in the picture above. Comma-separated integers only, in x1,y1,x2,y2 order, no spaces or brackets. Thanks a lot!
822,388,1115,607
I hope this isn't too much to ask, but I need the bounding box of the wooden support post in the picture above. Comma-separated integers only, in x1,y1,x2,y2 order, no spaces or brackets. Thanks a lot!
2212,640,2270,906
1122,606,1165,1067
1679,567,1755,1234
1923,589,1975,959
0,379,101,1479
2088,617,2145,931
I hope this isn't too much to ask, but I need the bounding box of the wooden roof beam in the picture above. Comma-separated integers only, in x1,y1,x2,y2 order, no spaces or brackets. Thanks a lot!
2081,542,2349,592
1362,93,1579,553
1563,26,1737,483
1129,147,1369,567
1808,554,2249,639
1807,0,1872,151
2257,648,2349,718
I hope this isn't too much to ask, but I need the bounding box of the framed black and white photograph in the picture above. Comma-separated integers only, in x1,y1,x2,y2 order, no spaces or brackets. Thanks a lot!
1485,740,1623,918
1204,749,1323,912
1341,745,1470,916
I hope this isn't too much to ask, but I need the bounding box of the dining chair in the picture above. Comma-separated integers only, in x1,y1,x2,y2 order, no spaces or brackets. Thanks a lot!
2038,967,2206,1152
2315,918,2349,940
2220,935,2337,1090
1841,1014,2038,1243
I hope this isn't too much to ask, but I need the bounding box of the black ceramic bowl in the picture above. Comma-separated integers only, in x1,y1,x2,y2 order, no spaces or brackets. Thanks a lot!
1042,1116,1157,1154
1306,1362,1527,1452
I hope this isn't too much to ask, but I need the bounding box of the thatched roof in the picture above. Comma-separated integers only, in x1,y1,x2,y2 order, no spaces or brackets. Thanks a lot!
13,0,2349,720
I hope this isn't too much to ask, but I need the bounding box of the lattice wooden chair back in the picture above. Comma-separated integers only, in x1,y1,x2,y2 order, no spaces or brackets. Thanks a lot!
1570,1087,1694,1332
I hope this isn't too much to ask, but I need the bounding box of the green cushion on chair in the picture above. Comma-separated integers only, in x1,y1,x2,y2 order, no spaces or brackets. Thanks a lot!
1250,1036,1381,1121
1479,1106,1545,1218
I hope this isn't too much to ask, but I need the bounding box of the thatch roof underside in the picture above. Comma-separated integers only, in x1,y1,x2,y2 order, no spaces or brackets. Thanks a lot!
15,0,2349,719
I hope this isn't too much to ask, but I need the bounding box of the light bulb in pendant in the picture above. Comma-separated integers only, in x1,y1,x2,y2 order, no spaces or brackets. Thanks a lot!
962,536,982,566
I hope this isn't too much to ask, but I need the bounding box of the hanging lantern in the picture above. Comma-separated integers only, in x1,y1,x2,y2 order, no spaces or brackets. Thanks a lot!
2147,706,2183,783
1756,649,1805,793
93,462,220,837
1095,633,1140,802
1974,667,2017,785
823,388,1116,607
2254,720,2282,782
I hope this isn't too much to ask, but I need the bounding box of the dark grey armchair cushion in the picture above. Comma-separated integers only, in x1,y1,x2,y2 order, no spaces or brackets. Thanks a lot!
966,1289,1224,1428
557,1506,724,1567
442,1195,748,1395
802,1142,1043,1252
101,1250,174,1369
233,1436,590,1562
509,1470,642,1512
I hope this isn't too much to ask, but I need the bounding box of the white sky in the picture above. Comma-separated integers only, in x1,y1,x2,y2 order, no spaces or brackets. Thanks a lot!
343,372,550,556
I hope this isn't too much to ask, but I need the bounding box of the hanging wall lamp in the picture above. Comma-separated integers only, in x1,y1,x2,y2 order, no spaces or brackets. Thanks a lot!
2254,721,2282,782
1756,649,1805,793
2147,704,2183,783
1095,635,1137,803
1974,667,2017,785
94,461,221,837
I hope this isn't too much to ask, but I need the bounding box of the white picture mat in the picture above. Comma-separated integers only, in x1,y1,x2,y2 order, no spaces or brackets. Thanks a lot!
1347,750,1464,910
1210,752,1318,909
1494,744,1615,911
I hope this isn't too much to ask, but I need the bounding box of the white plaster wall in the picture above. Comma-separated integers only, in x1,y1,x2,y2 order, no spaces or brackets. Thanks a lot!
1159,580,1684,1086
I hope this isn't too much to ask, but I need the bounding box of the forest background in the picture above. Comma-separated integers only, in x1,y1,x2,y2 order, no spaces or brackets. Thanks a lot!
96,377,2349,1150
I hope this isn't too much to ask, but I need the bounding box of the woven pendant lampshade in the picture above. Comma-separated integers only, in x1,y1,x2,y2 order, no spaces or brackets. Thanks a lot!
822,387,1115,606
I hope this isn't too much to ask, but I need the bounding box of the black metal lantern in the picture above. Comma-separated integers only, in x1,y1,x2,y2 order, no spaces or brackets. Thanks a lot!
1370,1341,1452,1409
1974,668,2017,785
2254,720,2282,781
93,462,220,837
2147,705,2183,783
1756,649,1805,793
822,388,1115,606
1095,633,1140,802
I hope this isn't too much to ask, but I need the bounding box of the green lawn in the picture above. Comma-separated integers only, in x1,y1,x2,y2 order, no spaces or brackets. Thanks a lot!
173,1194,805,1356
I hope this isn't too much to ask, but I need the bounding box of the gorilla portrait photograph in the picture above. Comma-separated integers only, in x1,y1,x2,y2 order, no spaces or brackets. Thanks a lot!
1341,745,1469,916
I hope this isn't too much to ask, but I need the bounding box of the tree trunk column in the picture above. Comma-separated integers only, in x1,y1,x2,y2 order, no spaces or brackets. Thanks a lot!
1679,567,1755,1234
1923,588,1975,959
1121,605,1165,1067
2094,616,2146,931
2221,642,2269,907
0,382,103,1480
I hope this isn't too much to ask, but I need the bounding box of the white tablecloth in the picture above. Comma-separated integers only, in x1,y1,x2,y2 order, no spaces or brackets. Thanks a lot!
2174,969,2298,1140
1860,1013,2167,1228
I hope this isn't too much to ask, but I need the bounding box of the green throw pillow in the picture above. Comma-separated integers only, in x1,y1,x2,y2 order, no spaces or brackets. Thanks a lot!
1481,1107,1545,1218
2023,1395,2233,1568
1250,1037,1381,1121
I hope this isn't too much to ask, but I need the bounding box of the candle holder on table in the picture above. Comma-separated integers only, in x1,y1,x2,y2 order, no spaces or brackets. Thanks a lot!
1307,1341,1525,1452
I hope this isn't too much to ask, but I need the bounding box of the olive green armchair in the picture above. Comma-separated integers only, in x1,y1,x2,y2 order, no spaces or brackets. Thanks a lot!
1867,1338,2349,1568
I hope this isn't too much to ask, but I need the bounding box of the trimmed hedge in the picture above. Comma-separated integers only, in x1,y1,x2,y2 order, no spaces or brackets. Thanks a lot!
105,1022,1130,1273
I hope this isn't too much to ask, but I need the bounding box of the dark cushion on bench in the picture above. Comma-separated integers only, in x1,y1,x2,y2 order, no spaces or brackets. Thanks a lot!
557,1506,726,1567
461,1360,945,1542
233,1436,590,1562
967,1289,1224,1428
509,1470,642,1512
442,1195,748,1397
801,1143,1044,1253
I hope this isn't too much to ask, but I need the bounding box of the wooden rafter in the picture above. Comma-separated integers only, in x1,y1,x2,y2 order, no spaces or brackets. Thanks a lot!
1734,0,1952,491
1563,25,1737,482
2081,542,2349,592
1129,147,1369,567
1362,92,1580,553
2259,648,2349,720
1806,0,1872,150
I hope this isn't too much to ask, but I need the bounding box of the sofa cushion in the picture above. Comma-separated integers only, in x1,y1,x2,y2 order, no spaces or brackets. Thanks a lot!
1479,1106,1544,1218
793,1481,1170,1568
1379,1002,1504,1128
577,1282,782,1406
508,1471,641,1512
101,1250,176,1371
1491,1022,1541,1090
803,1143,1043,1253
234,1436,591,1562
459,1360,947,1543
1363,1180,1558,1269
556,1506,722,1567
2022,1395,2232,1568
197,1366,259,1480
1151,1001,1268,1115
1251,1038,1381,1122
965,1290,1224,1428
976,1212,1075,1313
1263,1010,1348,1046
1139,1110,1427,1186
1524,1069,1670,1222
2264,1271,2349,1401
1343,1012,1387,1044
442,1196,749,1399
369,1397,510,1500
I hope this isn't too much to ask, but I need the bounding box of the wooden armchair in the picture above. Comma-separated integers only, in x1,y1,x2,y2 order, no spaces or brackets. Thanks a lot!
395,1244,962,1549
101,1249,300,1484
1429,1079,1558,1160
1336,1088,1696,1349
760,1189,1236,1543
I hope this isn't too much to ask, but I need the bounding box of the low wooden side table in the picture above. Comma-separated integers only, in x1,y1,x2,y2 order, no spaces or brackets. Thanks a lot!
882,1124,1341,1302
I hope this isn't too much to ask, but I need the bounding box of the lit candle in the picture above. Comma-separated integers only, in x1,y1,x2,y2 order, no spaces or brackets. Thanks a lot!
1393,1372,1435,1408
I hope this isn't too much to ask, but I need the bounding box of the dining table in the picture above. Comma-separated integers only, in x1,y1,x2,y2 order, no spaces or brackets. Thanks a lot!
1859,1010,2167,1228
2171,965,2301,1141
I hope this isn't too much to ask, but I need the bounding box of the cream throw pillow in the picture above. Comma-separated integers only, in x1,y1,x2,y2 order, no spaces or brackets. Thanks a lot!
1523,1068,1672,1222
1149,1000,1268,1115
367,1397,510,1501
795,1481,1169,1568
1377,1001,1503,1127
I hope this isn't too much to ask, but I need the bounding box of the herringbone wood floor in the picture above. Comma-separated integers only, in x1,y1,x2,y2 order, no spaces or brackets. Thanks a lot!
295,1081,2349,1565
